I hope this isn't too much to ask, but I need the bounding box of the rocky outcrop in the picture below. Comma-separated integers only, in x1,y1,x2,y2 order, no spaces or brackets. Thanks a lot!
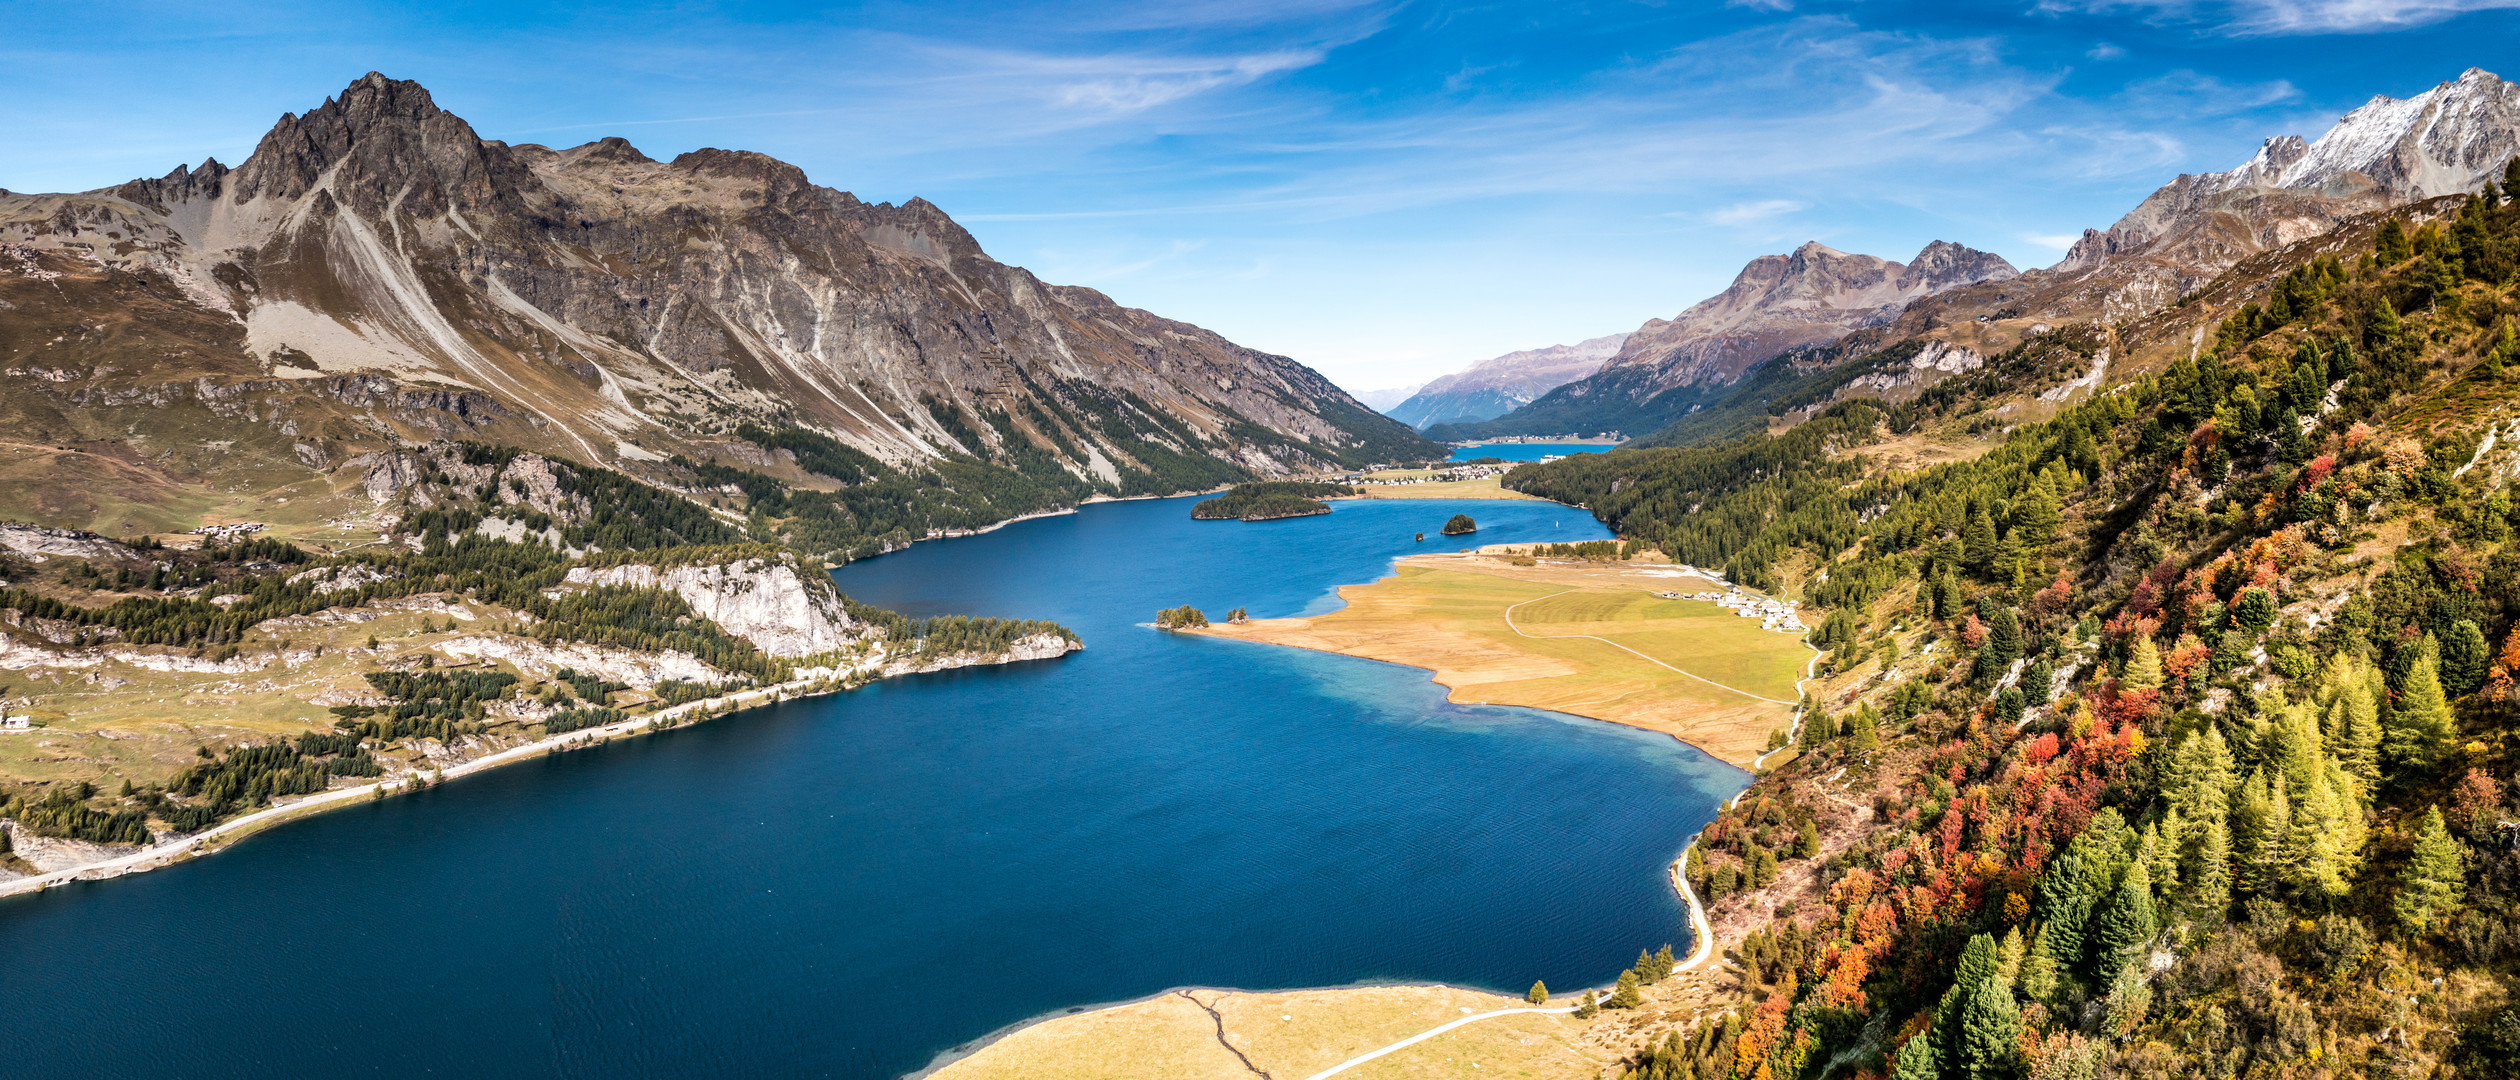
880,631,1077,676
1385,333,1628,429
561,554,855,658
0,522,133,562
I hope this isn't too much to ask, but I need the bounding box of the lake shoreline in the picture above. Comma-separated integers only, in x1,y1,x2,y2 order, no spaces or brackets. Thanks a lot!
0,643,1080,902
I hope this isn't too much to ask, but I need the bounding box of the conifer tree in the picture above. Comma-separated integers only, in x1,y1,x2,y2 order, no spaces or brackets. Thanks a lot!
2036,851,2096,968
1963,502,2000,579
2122,636,2164,692
2234,769,2291,898
2442,619,2489,697
2018,924,2060,1004
2231,587,2277,636
1959,975,2021,1080
1609,969,1642,1009
2012,472,2063,550
2377,217,2413,264
1853,708,1881,755
2143,817,2181,896
2396,806,2467,934
1528,980,1548,1005
2093,861,2158,976
2165,728,2236,826
1893,1028,1942,1080
1935,934,2001,1077
2385,651,2456,778
2021,656,2053,706
2322,653,2383,796
2193,812,2234,914
1995,927,2025,989
1653,944,1676,980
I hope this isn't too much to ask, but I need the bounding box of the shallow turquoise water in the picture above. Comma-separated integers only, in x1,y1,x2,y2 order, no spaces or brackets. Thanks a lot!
0,495,1744,1078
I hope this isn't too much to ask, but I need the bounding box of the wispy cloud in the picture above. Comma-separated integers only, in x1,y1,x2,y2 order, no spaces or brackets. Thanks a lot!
1710,199,1810,225
2038,0,2520,33
2022,232,2087,249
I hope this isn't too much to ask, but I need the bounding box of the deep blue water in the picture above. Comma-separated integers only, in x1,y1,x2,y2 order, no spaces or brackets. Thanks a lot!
0,496,1744,1079
1449,442,1618,462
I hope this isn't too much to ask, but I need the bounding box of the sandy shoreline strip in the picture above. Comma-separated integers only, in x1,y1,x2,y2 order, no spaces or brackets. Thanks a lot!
0,648,1073,900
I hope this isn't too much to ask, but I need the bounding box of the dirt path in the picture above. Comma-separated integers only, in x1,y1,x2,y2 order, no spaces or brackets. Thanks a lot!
1501,589,1798,706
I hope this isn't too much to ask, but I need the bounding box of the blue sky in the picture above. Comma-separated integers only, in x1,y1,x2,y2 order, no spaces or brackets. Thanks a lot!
8,1,2520,392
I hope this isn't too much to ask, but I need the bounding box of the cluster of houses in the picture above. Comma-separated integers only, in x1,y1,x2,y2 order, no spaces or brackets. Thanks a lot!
1669,588,1808,634
190,522,266,539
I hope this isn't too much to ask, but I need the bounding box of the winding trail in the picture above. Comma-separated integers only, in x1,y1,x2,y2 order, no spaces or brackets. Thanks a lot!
1299,582,1818,1080
1500,590,1797,706
1295,993,1607,1080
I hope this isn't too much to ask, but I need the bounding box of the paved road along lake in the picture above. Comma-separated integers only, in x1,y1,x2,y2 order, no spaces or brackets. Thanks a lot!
0,495,1745,1078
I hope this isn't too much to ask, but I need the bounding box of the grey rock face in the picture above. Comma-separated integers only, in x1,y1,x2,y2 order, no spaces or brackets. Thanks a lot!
1598,240,2016,393
0,73,1431,484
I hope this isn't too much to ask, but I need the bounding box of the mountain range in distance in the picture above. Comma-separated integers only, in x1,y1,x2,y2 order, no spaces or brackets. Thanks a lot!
1380,333,1630,431
1416,66,2520,445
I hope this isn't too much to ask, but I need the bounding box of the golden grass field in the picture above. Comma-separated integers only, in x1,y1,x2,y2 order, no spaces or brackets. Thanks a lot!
1346,474,1541,500
929,984,1608,1080
1189,553,1812,768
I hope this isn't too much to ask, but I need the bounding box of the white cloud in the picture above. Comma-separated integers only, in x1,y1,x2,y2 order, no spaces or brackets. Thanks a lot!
2035,0,2520,33
1710,199,1809,225
2087,42,2127,58
2022,232,2086,249
1046,49,1324,112
2242,0,2520,31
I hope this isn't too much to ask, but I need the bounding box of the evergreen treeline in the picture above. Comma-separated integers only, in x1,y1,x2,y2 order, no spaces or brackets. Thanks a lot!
1191,482,1354,520
1603,171,2520,1080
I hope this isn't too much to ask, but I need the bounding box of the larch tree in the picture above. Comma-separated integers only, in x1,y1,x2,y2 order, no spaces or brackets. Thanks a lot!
2123,636,2165,692
2395,805,2467,934
2192,812,2234,914
1527,980,1548,1005
2385,652,2456,779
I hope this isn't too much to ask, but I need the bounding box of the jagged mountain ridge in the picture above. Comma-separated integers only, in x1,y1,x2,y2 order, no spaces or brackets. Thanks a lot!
1384,332,1627,430
1427,240,2016,440
2063,67,2520,280
0,73,1433,528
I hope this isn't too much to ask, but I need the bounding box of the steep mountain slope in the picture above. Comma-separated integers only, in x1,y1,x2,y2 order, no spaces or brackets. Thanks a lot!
1385,333,1627,430
0,73,1434,540
1501,157,2520,1080
1429,241,2014,440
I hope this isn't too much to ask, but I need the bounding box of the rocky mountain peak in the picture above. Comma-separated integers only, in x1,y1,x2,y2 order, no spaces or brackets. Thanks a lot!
2062,67,2520,276
227,72,529,219
1901,240,2019,292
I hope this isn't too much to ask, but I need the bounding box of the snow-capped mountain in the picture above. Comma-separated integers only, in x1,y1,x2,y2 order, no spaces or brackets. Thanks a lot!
2063,67,2520,275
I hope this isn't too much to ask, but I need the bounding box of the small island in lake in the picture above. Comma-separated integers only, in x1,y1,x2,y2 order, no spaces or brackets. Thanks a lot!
1189,482,1357,521
1441,513,1477,535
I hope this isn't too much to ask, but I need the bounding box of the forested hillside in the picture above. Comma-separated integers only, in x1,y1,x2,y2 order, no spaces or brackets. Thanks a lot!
1525,173,2520,1079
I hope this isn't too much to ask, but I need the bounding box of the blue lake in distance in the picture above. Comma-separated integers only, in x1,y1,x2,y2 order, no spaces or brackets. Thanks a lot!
0,495,1746,1079
1449,442,1618,462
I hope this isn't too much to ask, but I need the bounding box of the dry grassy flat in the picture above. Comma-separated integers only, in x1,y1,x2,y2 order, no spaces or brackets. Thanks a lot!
1346,474,1541,500
1189,552,1810,768
929,984,1608,1080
